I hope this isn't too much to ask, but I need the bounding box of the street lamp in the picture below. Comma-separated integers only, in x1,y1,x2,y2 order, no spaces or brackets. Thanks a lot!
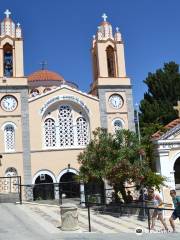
135,103,141,144
135,104,146,219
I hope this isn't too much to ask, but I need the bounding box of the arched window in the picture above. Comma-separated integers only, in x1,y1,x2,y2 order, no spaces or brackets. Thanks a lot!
5,167,18,177
59,105,74,147
76,117,88,146
4,124,15,151
43,88,51,93
30,89,39,97
113,119,123,132
44,118,56,148
3,43,13,77
106,46,116,77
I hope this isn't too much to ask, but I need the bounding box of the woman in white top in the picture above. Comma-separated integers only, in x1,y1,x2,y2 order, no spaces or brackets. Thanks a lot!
147,188,168,232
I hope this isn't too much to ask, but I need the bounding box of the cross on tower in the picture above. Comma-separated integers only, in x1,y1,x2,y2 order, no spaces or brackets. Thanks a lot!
173,101,180,117
40,61,48,70
102,13,108,22
4,9,11,18
17,23,21,28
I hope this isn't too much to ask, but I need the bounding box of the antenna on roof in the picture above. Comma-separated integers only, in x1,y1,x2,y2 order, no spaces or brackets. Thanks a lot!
40,60,47,70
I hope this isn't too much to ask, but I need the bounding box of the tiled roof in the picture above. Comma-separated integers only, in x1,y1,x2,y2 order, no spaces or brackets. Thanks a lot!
152,118,180,140
28,70,64,82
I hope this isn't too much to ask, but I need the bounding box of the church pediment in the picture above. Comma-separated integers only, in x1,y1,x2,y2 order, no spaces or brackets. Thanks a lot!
160,124,180,140
29,84,99,103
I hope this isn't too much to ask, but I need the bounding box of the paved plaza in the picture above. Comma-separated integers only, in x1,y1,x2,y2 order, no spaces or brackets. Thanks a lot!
0,203,180,240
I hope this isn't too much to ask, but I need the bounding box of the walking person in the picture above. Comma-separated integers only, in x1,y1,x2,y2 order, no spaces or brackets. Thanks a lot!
147,188,168,232
169,189,180,233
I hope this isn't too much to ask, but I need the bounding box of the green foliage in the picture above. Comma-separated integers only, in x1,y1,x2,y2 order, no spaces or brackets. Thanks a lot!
141,170,166,191
78,128,165,201
140,62,180,137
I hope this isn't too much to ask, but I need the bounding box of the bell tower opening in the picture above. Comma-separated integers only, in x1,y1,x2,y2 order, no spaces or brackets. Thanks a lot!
106,45,116,77
3,43,13,77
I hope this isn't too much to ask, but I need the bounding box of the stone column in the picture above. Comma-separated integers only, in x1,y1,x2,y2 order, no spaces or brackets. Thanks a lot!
54,184,59,200
80,182,85,207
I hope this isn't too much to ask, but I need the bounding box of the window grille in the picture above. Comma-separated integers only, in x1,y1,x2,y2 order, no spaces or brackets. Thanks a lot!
4,124,15,151
76,117,88,145
59,105,74,147
44,118,56,147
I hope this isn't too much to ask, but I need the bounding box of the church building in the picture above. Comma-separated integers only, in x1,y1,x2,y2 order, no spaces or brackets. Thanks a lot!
0,10,134,200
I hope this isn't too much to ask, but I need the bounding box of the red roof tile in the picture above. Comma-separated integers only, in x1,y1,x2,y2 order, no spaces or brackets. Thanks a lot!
28,70,64,82
152,118,180,140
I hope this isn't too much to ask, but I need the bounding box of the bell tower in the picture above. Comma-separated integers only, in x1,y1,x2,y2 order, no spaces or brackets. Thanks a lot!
0,9,24,77
0,10,31,184
90,14,135,132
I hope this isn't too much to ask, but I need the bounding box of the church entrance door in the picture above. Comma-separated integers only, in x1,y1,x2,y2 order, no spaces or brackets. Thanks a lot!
174,158,180,194
33,174,54,201
59,172,80,204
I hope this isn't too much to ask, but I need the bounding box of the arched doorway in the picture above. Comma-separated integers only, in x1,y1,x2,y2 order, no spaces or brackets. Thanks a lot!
4,167,18,193
59,172,80,199
174,158,180,192
33,174,54,200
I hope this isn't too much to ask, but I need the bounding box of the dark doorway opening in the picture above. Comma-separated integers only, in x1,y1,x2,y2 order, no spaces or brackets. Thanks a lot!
174,158,180,188
85,179,105,204
59,172,80,198
33,174,54,200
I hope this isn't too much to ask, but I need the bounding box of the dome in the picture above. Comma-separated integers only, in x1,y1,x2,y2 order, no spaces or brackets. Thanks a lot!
28,70,64,82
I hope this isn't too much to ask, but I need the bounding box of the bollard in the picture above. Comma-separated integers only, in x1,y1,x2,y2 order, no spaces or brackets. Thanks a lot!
60,203,79,231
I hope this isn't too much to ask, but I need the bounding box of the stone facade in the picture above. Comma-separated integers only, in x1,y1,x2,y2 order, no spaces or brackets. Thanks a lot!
0,11,135,200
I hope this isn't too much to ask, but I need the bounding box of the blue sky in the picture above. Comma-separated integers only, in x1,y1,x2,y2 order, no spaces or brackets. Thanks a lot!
1,0,180,106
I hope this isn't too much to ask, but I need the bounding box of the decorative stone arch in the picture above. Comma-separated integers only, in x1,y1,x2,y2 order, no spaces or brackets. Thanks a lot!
32,170,57,201
5,167,18,177
171,152,180,188
1,121,17,130
57,167,79,183
32,169,56,184
112,118,124,132
170,151,180,170
40,97,91,149
40,95,90,120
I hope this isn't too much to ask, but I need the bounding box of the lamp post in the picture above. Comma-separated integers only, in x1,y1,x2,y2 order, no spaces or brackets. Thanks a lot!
135,103,141,145
135,103,146,219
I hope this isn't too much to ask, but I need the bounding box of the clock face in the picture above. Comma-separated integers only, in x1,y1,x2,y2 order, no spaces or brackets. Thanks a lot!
109,94,123,109
1,95,18,112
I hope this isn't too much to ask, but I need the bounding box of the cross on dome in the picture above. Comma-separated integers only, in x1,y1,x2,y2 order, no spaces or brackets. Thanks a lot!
102,13,108,22
4,9,11,18
40,60,48,70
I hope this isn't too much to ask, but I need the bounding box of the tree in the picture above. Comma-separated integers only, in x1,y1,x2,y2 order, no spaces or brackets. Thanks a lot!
78,128,165,202
140,62,180,137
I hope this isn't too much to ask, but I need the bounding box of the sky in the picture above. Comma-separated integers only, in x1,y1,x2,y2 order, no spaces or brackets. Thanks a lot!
1,0,180,106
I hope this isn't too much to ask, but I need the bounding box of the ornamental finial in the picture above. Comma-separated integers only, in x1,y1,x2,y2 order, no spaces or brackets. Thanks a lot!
102,13,108,22
4,9,11,18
